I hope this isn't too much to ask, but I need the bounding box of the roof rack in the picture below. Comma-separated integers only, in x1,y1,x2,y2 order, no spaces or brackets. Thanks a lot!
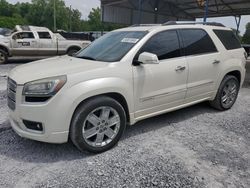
130,24,162,27
163,21,225,27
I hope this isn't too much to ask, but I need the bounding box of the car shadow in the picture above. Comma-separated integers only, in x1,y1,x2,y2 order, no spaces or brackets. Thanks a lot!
123,102,219,140
0,102,219,163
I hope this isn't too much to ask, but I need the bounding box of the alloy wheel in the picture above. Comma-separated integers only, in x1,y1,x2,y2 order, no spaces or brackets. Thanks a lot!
221,79,238,108
82,106,121,147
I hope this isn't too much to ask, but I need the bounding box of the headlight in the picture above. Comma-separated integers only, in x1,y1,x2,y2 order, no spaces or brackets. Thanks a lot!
23,75,67,96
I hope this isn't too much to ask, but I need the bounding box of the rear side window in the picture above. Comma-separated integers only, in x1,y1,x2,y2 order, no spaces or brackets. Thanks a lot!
140,30,181,60
180,29,217,56
213,30,241,50
14,32,35,39
38,32,52,39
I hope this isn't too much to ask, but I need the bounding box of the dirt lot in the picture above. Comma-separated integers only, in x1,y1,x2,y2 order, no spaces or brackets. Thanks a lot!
0,59,249,188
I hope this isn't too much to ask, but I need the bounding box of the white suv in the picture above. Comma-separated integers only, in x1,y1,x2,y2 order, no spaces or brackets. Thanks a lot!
8,22,246,153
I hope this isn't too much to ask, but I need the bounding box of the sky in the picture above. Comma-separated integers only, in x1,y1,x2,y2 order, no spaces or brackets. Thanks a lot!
7,0,250,34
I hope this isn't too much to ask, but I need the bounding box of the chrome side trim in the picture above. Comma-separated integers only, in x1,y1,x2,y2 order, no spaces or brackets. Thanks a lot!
140,88,187,102
187,81,214,89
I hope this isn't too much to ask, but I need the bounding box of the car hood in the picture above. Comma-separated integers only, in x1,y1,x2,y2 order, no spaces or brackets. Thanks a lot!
0,35,9,41
9,56,108,84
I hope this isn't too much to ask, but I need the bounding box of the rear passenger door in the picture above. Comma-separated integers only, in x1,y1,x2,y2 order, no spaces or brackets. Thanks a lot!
37,32,57,56
179,29,221,102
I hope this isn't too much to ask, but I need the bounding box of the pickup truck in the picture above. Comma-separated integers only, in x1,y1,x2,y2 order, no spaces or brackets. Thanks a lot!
0,25,91,64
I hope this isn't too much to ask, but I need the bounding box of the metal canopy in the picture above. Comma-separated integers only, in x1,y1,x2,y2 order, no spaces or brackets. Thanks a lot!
101,0,250,25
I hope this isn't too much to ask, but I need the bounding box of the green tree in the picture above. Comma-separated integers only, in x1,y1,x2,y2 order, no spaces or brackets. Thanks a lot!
87,7,102,31
87,7,126,31
0,0,124,32
0,0,15,17
242,23,250,44
26,0,70,31
0,16,27,28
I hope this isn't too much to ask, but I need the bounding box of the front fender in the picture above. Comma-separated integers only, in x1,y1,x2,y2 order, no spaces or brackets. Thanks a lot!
55,77,134,131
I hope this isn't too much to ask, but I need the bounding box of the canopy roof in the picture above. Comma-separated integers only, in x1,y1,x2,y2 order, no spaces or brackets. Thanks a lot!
101,0,250,24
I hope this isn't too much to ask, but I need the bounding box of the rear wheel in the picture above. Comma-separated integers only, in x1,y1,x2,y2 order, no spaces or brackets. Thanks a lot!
0,49,8,64
70,96,126,153
67,47,80,56
210,75,240,111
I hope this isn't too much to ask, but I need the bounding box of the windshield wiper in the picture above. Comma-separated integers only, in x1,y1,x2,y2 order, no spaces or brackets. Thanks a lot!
76,56,96,61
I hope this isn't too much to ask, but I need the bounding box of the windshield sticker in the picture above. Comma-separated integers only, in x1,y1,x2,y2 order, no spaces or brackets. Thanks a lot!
121,38,139,43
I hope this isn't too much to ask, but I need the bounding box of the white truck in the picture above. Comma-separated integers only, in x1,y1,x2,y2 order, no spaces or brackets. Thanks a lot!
0,25,91,64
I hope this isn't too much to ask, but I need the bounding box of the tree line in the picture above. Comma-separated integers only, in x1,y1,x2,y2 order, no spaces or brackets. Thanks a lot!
0,0,124,32
0,0,250,43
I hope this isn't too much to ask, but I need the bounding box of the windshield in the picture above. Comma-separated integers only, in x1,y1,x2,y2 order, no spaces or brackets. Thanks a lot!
76,31,148,62
0,28,12,36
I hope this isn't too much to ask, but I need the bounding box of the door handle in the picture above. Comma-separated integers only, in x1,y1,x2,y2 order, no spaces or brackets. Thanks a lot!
175,66,186,72
213,60,220,64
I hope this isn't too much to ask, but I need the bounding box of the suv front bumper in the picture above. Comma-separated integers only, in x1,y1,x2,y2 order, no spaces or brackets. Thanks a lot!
8,83,70,144
9,115,68,143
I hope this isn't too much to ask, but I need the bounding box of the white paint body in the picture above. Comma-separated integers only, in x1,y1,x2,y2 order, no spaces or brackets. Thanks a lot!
8,24,246,143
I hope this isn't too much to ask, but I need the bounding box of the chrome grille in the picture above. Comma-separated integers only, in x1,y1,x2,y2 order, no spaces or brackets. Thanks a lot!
7,78,17,111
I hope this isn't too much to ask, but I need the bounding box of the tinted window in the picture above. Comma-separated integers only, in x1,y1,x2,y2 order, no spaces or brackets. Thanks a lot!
213,30,241,50
14,32,34,39
38,32,52,39
180,29,217,56
140,30,181,60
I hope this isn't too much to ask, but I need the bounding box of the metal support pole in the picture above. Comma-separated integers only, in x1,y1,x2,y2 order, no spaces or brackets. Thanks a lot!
54,0,57,32
69,5,72,32
235,15,241,35
101,5,104,36
203,0,209,22
138,0,142,24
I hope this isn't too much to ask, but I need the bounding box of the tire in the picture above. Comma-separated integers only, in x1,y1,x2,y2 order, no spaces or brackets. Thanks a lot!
0,49,8,64
67,47,80,56
70,96,127,153
209,75,240,111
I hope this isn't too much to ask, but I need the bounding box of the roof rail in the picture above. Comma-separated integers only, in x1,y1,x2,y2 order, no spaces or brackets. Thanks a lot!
130,24,162,27
163,21,225,27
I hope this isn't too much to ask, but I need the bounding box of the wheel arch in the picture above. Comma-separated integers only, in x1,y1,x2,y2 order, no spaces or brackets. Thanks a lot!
225,70,241,84
0,45,10,56
66,45,81,53
212,68,243,101
71,92,131,125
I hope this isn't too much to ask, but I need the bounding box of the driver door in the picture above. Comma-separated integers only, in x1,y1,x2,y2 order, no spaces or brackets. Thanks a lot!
133,30,188,118
11,32,39,56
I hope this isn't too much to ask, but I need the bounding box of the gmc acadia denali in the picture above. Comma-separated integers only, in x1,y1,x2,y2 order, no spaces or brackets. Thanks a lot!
8,22,246,153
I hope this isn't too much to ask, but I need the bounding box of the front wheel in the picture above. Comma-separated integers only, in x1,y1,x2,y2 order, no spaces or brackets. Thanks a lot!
210,75,240,111
70,96,126,153
0,49,8,64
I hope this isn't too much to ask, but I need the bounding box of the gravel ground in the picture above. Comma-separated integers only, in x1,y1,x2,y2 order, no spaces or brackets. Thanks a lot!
0,59,249,188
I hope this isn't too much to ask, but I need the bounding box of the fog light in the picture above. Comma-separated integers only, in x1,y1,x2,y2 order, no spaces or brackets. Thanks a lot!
23,120,43,132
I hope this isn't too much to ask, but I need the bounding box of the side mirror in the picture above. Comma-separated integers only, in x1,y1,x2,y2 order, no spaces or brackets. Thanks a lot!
138,52,159,65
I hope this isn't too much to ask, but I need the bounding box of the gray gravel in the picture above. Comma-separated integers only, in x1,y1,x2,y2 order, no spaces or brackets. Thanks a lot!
0,60,249,188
